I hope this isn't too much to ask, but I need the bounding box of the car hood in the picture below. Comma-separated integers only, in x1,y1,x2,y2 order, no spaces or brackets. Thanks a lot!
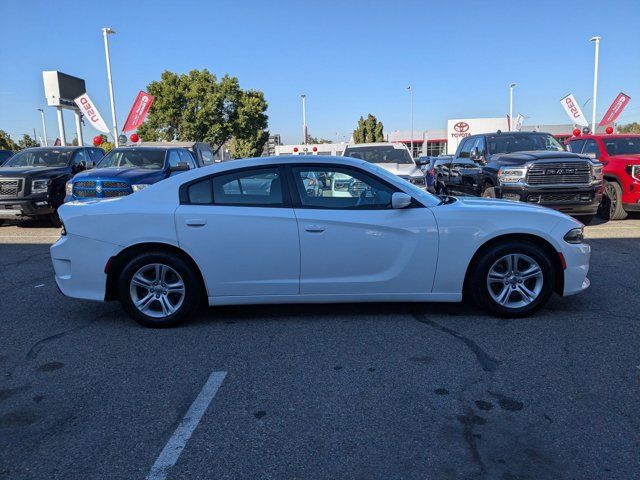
605,154,640,164
74,167,166,183
0,166,69,179
376,163,423,177
490,151,585,164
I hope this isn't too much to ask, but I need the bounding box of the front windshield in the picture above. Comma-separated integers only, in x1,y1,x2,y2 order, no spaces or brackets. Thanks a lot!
603,137,640,156
343,145,414,165
97,149,166,169
487,134,565,154
5,149,71,168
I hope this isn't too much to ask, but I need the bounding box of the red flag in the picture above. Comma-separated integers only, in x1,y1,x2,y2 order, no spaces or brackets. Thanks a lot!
54,138,61,146
599,92,631,126
122,91,155,132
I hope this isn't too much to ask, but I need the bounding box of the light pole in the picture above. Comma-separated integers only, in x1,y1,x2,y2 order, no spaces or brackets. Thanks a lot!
37,108,48,146
301,94,307,145
102,27,119,147
407,85,413,158
509,83,516,131
590,36,600,133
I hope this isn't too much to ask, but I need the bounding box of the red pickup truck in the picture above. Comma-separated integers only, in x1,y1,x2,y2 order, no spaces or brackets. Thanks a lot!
566,133,640,220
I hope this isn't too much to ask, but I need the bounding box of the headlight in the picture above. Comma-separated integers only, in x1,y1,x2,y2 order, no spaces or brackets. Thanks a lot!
591,164,603,184
31,179,50,194
498,167,527,184
564,227,585,244
131,184,150,192
630,165,640,181
65,181,73,195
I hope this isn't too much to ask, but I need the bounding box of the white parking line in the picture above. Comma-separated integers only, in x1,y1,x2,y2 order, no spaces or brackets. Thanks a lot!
146,371,227,480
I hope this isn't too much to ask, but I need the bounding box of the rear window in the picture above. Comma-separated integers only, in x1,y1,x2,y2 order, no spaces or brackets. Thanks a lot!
343,145,413,164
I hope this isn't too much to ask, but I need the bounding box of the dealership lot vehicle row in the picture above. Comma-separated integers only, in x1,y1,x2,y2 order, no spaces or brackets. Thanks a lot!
1,218,639,479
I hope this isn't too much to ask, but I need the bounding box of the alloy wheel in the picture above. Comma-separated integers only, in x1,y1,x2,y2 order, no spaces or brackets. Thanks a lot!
129,263,186,318
486,253,544,309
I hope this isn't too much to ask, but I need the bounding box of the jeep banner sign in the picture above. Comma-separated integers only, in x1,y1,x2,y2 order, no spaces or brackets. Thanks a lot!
122,91,155,132
447,117,508,153
560,93,589,127
73,93,110,133
599,92,631,126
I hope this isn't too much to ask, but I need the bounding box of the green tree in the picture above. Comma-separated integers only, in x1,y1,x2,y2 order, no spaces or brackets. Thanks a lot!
307,136,331,144
0,130,19,151
137,69,269,157
618,122,640,134
97,134,115,154
18,134,39,149
352,114,384,143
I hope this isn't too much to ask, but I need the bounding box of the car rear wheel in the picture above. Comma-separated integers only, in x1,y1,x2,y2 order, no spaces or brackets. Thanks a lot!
598,181,628,220
469,240,555,317
118,251,202,327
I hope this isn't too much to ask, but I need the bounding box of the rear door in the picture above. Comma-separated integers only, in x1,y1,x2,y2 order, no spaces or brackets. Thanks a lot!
175,166,300,297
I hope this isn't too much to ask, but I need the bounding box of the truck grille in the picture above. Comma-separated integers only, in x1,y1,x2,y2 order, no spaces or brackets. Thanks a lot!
0,179,23,198
73,180,131,199
526,162,591,185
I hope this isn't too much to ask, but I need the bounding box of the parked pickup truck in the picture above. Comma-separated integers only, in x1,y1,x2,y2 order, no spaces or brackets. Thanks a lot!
0,146,103,226
566,133,640,220
66,146,199,202
434,131,603,224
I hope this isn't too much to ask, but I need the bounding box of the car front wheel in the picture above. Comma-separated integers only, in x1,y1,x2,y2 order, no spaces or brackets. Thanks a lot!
598,181,628,221
469,240,555,317
118,251,202,327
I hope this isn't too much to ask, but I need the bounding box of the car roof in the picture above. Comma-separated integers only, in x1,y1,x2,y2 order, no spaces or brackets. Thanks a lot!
343,142,409,149
21,146,82,151
113,146,182,151
572,133,640,139
140,141,200,148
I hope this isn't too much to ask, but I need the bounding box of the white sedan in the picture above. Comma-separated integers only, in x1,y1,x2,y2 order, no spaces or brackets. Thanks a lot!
51,156,590,327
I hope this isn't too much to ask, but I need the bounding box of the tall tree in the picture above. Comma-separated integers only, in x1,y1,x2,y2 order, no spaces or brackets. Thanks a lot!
353,114,384,143
307,135,332,144
618,122,640,134
137,69,269,157
0,130,19,151
18,134,39,149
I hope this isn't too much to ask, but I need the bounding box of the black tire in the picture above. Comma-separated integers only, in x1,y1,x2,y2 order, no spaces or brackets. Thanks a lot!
598,181,628,221
482,184,496,199
118,251,202,328
48,213,62,228
468,240,556,317
0,220,5,227
575,214,594,226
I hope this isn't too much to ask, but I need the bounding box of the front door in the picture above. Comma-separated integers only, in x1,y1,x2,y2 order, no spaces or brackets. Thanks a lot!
288,165,439,295
175,166,300,297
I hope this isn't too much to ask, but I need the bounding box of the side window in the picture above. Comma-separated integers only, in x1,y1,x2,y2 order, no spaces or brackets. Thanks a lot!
475,137,486,155
72,149,87,164
200,149,215,166
292,166,395,210
167,150,182,168
90,148,105,162
178,150,196,169
212,168,283,206
581,140,600,158
187,179,213,204
458,138,473,158
567,139,585,153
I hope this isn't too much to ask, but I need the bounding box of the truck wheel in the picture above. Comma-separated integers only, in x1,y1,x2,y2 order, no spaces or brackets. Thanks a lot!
576,215,594,226
468,240,555,317
48,213,62,228
0,220,4,227
118,251,202,328
598,181,627,221
482,184,496,198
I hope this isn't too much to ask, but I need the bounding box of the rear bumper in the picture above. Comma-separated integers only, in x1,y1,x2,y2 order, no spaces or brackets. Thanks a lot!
499,184,602,216
50,233,121,301
0,197,55,218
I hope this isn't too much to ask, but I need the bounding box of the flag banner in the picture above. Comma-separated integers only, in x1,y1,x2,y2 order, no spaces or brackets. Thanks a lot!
560,94,589,127
74,93,110,133
599,92,631,126
122,91,154,132
514,114,524,131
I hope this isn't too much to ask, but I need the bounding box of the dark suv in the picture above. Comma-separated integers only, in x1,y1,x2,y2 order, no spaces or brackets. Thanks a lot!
0,149,13,165
0,146,103,226
434,131,603,223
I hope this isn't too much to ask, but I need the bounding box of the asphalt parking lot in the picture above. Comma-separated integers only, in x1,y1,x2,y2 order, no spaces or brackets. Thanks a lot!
1,216,639,480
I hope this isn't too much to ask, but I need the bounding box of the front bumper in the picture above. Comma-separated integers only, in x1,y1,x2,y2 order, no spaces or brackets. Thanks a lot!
0,197,55,218
50,233,122,301
498,184,602,216
560,242,591,296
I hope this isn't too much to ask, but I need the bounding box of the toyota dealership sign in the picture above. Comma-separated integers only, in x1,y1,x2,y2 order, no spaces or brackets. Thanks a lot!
447,117,508,153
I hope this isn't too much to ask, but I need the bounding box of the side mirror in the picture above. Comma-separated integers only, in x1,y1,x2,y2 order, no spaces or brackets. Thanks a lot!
392,192,412,209
170,162,190,172
470,147,486,165
72,161,86,173
86,161,95,169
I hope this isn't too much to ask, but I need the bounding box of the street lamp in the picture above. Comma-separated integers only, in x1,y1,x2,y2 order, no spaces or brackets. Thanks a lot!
102,27,119,147
590,36,601,133
301,94,307,145
37,108,48,146
509,83,516,131
407,85,413,158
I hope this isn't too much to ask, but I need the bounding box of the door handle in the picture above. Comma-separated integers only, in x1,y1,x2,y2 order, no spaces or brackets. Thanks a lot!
304,224,325,233
185,219,207,227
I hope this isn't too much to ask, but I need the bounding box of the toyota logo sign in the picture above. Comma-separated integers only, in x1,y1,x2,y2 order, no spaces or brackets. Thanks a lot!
454,122,470,133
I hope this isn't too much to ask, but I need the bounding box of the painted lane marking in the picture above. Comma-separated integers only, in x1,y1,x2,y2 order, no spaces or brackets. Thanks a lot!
146,371,227,480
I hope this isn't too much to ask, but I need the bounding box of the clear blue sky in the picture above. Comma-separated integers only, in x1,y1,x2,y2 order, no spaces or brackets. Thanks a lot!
1,0,639,145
